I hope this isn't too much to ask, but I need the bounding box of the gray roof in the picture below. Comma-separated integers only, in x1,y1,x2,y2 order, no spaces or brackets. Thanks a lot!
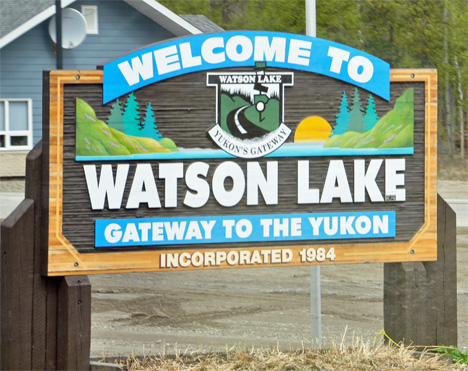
1,0,227,49
0,0,56,38
180,14,224,33
1,1,222,49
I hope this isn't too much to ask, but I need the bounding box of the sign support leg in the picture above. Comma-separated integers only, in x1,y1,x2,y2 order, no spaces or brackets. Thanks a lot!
0,142,92,370
383,194,457,346
310,266,322,347
306,0,322,349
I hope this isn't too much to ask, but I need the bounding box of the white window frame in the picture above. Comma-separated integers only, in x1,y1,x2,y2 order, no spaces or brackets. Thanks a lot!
81,5,99,34
0,98,33,151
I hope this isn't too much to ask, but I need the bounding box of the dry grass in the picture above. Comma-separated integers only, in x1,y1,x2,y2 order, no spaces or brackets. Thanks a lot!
438,154,468,181
119,340,467,371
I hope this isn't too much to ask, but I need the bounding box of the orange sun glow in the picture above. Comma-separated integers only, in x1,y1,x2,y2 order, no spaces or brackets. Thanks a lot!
294,116,332,142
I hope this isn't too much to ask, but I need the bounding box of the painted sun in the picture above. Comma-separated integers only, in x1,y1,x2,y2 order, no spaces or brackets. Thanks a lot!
294,116,332,142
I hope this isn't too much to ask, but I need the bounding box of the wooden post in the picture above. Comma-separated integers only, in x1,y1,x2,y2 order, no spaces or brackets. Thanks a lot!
423,194,458,345
57,276,91,370
384,194,458,346
25,140,58,369
383,262,428,345
0,142,91,370
1,199,35,370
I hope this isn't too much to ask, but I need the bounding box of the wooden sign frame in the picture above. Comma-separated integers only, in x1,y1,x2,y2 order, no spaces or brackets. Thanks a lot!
43,69,437,276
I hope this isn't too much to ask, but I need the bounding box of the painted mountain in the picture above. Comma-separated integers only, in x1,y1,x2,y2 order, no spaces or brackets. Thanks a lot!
325,88,414,150
75,98,178,157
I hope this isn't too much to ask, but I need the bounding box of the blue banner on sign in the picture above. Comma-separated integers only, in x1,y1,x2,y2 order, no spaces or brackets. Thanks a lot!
103,31,390,103
95,211,396,248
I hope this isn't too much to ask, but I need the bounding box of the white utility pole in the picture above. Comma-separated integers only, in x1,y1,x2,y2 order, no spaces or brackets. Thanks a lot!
306,0,317,38
305,0,322,348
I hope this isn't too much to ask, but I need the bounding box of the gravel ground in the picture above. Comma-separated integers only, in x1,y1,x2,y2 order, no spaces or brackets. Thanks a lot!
0,178,25,193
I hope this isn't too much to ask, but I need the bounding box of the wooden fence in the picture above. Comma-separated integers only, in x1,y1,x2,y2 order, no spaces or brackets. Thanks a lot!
1,142,91,370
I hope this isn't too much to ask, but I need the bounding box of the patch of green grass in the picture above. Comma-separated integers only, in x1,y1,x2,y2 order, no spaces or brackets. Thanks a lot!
433,346,468,365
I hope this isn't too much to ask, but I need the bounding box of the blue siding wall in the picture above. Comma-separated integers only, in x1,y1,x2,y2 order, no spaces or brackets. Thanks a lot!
0,0,175,145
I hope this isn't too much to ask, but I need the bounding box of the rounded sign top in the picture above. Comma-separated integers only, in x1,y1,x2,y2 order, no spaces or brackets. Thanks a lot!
102,31,390,104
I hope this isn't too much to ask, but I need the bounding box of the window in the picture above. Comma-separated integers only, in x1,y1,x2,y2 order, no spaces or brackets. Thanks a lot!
0,99,33,150
81,5,98,34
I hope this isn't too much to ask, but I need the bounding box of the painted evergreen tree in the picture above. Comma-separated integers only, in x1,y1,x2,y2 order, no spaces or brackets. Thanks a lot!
347,88,365,133
123,92,141,136
141,102,162,141
107,99,125,132
364,94,379,131
334,91,351,135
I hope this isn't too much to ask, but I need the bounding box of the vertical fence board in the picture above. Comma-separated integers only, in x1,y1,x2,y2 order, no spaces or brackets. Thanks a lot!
45,280,59,370
24,141,49,370
1,199,35,370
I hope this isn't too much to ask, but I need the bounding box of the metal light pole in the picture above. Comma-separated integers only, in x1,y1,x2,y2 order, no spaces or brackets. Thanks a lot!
306,0,317,38
305,0,322,348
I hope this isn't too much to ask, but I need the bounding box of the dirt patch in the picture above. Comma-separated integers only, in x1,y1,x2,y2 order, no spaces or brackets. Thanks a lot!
90,258,467,358
0,177,25,193
439,180,468,199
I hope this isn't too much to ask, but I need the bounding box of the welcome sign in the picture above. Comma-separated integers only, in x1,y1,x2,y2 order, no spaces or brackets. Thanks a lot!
102,32,390,103
43,31,437,275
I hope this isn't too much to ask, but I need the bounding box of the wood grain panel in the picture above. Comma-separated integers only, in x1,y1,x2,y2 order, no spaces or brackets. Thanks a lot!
45,69,437,275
